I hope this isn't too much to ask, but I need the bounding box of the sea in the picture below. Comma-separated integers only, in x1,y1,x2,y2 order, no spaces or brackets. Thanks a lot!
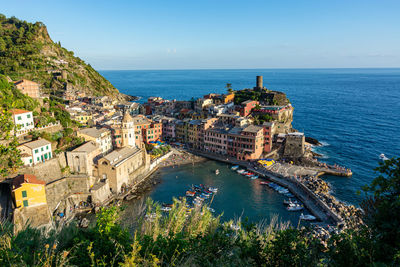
99,68,400,224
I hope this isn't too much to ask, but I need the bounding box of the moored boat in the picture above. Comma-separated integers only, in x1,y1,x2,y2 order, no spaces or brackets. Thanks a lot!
299,213,316,221
208,187,218,193
186,191,195,197
231,165,239,170
287,204,304,211
260,181,269,185
161,206,172,212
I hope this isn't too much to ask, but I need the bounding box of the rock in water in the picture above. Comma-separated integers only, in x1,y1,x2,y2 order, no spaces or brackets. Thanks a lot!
306,136,322,146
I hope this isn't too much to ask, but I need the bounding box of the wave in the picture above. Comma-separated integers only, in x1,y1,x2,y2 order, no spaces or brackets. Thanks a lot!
319,141,330,146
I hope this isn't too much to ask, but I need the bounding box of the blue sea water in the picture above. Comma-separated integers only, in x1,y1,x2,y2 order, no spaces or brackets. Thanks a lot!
100,69,400,220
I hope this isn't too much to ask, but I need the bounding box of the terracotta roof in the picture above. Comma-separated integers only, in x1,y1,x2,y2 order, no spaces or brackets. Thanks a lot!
13,174,45,189
10,109,31,115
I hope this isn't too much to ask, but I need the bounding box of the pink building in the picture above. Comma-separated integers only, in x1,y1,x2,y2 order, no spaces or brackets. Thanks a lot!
240,100,259,117
227,125,264,160
204,126,229,155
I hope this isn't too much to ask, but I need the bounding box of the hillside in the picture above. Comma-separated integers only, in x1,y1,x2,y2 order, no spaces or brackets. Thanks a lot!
0,14,122,99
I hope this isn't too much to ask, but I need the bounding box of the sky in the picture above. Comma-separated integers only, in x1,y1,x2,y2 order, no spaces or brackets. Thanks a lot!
1,0,400,70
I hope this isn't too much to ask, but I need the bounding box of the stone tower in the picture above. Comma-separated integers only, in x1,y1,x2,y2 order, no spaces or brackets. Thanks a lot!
121,110,136,147
255,76,264,89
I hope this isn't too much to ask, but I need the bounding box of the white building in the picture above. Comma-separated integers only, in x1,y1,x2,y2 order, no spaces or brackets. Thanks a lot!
77,127,112,154
18,139,52,166
11,109,34,132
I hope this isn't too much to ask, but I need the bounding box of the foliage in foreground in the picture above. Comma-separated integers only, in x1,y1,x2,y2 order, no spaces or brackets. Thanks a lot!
0,158,399,266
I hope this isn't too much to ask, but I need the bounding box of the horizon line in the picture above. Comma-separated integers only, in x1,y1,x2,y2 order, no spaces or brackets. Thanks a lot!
97,67,400,71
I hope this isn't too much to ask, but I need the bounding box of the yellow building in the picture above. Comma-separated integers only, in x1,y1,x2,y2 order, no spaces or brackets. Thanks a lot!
12,174,47,209
75,113,93,125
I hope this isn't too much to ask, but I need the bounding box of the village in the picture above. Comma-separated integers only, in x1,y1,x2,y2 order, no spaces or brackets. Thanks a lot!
0,75,357,231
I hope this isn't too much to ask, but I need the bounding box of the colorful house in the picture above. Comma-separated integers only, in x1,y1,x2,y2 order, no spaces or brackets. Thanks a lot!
10,109,34,133
18,139,52,166
12,174,47,209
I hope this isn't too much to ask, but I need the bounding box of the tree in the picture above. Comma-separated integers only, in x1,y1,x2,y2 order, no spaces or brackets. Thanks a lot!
0,108,22,178
360,157,400,263
225,83,233,93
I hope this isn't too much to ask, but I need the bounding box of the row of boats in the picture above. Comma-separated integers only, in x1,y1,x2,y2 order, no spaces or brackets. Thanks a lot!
159,185,218,212
232,165,317,221
232,165,259,180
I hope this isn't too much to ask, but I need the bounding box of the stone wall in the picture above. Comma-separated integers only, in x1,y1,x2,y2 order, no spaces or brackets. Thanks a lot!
45,176,90,212
19,157,63,184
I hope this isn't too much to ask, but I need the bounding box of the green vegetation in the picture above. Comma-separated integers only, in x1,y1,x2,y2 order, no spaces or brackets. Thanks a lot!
0,74,38,111
151,144,171,157
30,127,84,152
0,14,119,98
253,114,273,125
0,158,399,266
234,88,289,106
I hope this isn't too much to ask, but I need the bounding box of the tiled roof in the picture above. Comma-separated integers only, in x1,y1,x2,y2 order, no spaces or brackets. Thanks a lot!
12,174,45,189
10,109,31,115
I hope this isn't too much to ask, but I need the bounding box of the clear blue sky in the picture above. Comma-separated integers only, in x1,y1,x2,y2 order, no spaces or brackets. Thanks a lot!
2,0,400,70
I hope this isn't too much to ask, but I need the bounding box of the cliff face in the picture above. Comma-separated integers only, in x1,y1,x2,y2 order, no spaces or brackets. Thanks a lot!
0,15,121,99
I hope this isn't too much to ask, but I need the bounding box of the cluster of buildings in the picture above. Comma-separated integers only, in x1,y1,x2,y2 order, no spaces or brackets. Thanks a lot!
5,75,306,229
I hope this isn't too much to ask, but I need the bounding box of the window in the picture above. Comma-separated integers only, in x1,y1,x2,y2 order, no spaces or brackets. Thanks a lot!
37,157,40,161
34,149,38,154
22,191,27,198
17,116,22,120
23,200,28,207
46,145,49,150
29,159,32,163
44,154,48,159
27,114,31,118
41,147,44,152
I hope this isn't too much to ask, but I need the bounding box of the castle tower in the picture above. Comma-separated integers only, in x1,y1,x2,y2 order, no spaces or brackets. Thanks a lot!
121,110,136,147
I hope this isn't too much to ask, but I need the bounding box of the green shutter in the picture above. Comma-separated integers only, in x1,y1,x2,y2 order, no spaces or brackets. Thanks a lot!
22,191,27,198
23,200,28,207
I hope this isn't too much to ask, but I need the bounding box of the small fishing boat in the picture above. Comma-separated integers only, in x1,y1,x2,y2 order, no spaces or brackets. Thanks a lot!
260,181,270,185
208,187,218,193
283,199,298,205
284,193,295,198
161,207,172,212
186,191,195,197
237,169,246,174
231,165,239,170
299,213,316,221
250,175,259,180
215,169,220,175
287,204,304,211
162,203,173,208
278,189,289,194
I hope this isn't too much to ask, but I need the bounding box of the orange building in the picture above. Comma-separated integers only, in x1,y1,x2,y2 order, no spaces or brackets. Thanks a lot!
14,79,40,98
132,115,162,145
